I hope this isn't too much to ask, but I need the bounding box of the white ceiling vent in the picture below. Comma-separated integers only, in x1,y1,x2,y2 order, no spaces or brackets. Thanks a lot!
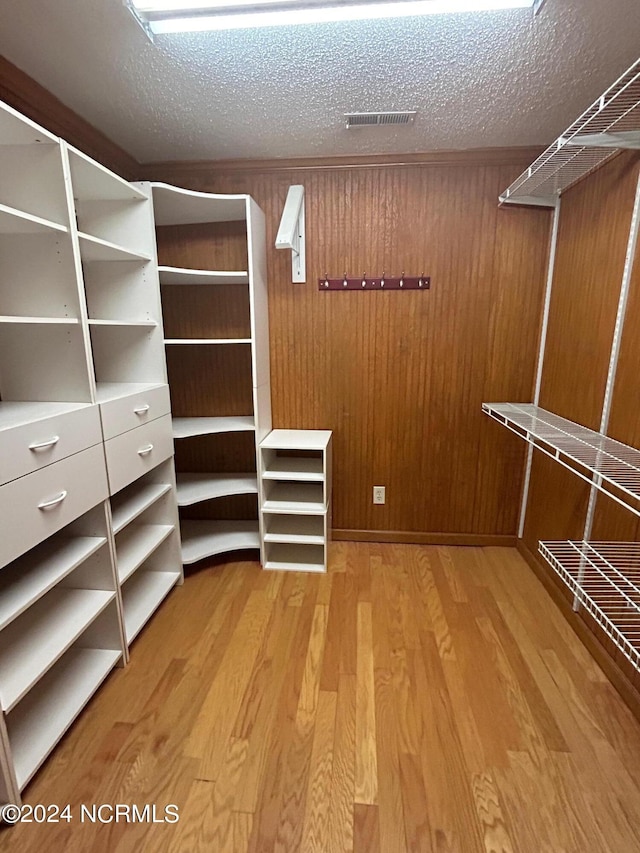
345,111,417,129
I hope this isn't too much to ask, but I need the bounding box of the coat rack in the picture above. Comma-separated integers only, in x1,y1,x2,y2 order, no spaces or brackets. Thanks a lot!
318,273,431,291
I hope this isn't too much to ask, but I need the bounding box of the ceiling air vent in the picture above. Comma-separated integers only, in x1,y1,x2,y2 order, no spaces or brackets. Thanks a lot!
345,111,417,129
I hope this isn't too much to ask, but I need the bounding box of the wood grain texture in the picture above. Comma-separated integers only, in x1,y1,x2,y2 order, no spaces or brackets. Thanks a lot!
4,543,640,851
161,285,251,340
166,343,253,417
0,56,139,179
147,159,551,537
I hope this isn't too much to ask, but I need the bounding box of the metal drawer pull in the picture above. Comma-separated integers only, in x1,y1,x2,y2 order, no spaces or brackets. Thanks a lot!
134,404,150,415
38,490,68,510
29,435,60,451
138,444,154,456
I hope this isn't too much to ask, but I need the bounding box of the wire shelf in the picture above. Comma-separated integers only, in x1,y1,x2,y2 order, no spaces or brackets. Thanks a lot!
500,58,640,207
539,540,640,673
482,403,640,516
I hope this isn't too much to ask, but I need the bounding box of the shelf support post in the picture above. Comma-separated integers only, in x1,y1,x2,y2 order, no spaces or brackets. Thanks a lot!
275,185,306,283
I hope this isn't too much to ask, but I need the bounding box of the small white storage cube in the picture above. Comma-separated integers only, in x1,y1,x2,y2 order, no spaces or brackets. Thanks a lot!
259,430,332,573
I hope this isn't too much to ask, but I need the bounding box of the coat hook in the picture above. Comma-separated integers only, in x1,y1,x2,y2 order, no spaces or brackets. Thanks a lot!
324,273,329,288
400,270,405,288
362,272,366,288
343,271,348,288
418,271,424,288
381,271,385,288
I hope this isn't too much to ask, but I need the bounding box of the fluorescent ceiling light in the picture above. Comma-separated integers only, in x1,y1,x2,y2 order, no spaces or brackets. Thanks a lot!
127,0,537,34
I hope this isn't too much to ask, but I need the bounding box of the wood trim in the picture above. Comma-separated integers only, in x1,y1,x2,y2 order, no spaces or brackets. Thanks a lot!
0,56,139,180
516,539,640,723
333,529,517,547
138,146,545,180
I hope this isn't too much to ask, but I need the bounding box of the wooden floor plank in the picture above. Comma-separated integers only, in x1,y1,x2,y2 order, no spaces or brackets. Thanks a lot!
2,543,640,853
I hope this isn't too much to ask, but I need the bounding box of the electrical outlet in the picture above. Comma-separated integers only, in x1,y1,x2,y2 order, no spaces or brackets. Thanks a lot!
373,486,386,505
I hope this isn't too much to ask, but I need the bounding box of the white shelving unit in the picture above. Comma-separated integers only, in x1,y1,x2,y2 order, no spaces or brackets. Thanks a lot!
539,541,640,672
260,430,332,573
482,403,640,516
0,101,184,803
149,182,271,565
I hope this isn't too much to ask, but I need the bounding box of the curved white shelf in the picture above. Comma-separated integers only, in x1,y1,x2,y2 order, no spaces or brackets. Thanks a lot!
165,338,251,345
78,232,151,263
0,588,115,712
180,520,260,564
539,540,640,673
122,570,181,643
116,524,175,584
0,204,68,235
151,184,247,226
111,482,172,534
7,647,121,790
483,403,640,516
158,267,249,286
176,473,258,506
0,537,107,631
172,416,255,439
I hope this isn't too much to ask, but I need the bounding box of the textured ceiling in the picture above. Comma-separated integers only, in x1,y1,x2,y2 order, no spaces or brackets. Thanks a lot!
0,0,638,163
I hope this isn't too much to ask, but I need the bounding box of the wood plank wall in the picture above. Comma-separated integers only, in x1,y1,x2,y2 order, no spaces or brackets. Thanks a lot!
147,159,551,542
520,150,640,696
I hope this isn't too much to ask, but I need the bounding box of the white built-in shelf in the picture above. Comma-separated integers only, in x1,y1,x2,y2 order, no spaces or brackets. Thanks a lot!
122,570,181,643
0,588,115,712
172,416,255,439
500,57,640,207
176,473,258,506
116,524,175,584
539,540,640,673
0,537,107,631
265,543,325,573
111,483,172,534
7,647,121,789
262,482,326,515
262,457,324,482
180,520,260,564
0,316,78,325
164,338,251,345
88,318,157,328
0,204,68,235
94,381,166,404
0,102,58,145
68,147,147,203
158,266,249,286
483,403,640,517
0,401,90,432
151,184,247,225
261,429,333,451
78,232,151,263
263,515,324,545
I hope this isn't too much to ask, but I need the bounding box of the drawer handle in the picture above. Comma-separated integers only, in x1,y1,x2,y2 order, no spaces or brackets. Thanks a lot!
138,444,154,456
134,404,150,415
29,435,60,451
38,490,68,510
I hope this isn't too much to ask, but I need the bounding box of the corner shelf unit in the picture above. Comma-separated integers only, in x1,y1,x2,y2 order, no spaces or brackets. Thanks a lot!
0,99,183,804
484,401,640,675
260,430,332,573
149,182,271,566
500,57,640,207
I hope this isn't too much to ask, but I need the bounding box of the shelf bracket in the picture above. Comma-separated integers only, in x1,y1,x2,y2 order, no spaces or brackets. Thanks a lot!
275,185,306,283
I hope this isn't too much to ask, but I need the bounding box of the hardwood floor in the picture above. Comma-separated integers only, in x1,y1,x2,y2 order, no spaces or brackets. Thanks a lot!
3,543,640,852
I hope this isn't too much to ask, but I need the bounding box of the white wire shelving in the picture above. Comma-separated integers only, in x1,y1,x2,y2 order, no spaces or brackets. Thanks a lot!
500,58,640,207
482,403,640,516
539,541,640,673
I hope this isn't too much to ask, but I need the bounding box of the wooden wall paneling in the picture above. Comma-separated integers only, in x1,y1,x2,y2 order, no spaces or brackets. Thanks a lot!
156,223,248,271
147,159,551,537
174,432,257,474
166,343,254,417
179,495,259,521
161,285,251,340
0,56,139,179
538,153,640,429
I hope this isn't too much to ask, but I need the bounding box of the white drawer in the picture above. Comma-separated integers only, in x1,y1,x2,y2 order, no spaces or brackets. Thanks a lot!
0,405,102,487
0,444,108,568
104,414,174,495
99,385,171,441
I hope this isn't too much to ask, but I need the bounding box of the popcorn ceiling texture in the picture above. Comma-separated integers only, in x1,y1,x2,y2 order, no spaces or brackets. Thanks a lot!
0,0,638,163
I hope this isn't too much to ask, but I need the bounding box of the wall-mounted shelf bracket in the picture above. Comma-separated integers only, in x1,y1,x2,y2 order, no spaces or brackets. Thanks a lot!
275,185,305,283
